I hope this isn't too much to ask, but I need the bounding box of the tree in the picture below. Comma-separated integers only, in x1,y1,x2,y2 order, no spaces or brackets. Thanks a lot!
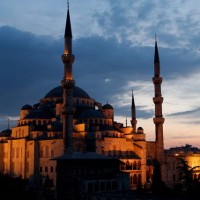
176,158,200,193
0,173,36,200
151,159,165,194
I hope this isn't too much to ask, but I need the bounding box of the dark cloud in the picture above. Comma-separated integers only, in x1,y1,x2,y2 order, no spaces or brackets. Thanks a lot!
0,25,200,131
0,26,63,115
167,108,200,117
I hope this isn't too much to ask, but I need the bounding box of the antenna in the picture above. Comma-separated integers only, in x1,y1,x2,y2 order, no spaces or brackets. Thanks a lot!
8,117,10,129
67,0,69,9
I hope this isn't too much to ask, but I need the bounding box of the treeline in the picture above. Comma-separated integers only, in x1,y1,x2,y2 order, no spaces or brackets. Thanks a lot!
0,173,37,200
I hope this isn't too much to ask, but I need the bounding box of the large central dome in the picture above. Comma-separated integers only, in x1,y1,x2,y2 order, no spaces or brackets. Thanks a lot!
44,86,91,99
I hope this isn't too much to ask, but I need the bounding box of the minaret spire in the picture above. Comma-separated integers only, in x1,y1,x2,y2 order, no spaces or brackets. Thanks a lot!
152,36,165,165
154,34,160,67
61,2,75,154
131,89,137,132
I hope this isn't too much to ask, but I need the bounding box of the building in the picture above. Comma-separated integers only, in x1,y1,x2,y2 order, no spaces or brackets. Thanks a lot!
1,2,198,199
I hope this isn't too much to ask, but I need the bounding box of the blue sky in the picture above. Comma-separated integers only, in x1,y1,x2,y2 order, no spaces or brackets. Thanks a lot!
0,0,200,148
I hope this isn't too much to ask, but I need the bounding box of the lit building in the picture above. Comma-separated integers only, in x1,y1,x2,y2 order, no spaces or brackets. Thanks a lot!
1,2,198,198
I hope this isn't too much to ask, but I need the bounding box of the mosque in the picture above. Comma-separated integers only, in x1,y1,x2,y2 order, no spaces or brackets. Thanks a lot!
1,3,200,199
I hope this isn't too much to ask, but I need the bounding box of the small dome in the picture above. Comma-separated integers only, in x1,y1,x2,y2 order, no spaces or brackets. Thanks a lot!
44,86,91,99
21,104,33,110
102,103,113,110
137,127,144,134
0,129,11,137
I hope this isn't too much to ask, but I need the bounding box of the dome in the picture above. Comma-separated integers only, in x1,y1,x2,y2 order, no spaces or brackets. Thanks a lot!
21,104,33,110
137,127,144,134
78,109,105,119
102,103,113,110
44,86,91,99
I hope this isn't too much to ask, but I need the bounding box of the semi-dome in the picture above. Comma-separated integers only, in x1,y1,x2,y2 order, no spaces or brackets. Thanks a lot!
44,86,91,99
78,109,105,119
24,110,54,119
102,103,113,110
21,104,33,110
0,129,11,137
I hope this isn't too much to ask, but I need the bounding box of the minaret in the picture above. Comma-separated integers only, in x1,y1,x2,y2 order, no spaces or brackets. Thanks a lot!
152,35,165,164
61,2,75,153
131,90,137,132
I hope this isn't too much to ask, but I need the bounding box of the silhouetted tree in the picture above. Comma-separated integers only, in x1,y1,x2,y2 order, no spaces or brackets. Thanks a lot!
0,173,36,200
151,159,165,194
176,158,200,194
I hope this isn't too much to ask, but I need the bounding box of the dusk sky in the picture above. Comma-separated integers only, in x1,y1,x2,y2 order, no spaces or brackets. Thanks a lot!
0,0,200,149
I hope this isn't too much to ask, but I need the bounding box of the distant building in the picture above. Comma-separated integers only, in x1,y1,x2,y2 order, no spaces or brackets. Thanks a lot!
164,144,200,187
0,3,199,200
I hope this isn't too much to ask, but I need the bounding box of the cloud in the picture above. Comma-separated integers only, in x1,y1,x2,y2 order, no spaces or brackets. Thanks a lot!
167,108,200,117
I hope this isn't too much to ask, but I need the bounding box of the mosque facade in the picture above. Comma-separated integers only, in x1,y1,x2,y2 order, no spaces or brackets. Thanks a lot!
1,4,199,197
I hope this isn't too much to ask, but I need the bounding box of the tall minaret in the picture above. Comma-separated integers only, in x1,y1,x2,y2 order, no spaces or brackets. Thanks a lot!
152,35,165,164
131,90,137,132
61,2,75,153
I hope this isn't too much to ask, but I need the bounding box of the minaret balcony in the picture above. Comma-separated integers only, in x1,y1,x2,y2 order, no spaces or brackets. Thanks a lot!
62,54,75,63
61,79,75,89
152,77,162,84
153,117,165,124
153,96,163,104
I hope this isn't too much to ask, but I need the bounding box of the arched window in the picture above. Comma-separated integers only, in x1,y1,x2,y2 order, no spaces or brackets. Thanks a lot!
126,161,130,170
133,174,137,184
120,162,125,170
133,161,136,170
130,162,133,170
138,161,141,170
138,174,142,185
131,176,133,185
